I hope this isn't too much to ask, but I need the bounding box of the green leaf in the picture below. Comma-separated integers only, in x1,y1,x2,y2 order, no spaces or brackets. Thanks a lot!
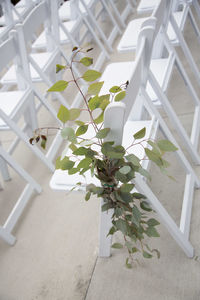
80,57,93,66
109,86,121,93
73,147,88,156
75,120,85,126
86,149,97,158
101,202,111,212
143,251,153,259
88,94,110,111
57,105,70,123
96,128,110,139
88,95,101,110
69,143,77,152
69,108,81,121
47,80,68,92
56,64,66,73
76,125,88,136
68,168,79,175
161,159,170,168
55,156,62,169
94,112,104,124
140,201,152,212
132,247,139,253
107,226,116,237
85,191,91,201
157,140,178,152
132,193,146,199
60,158,75,170
77,157,92,169
119,166,131,175
125,258,132,269
82,70,101,82
40,135,47,149
88,81,104,95
61,127,77,142
152,249,160,259
147,140,161,156
133,127,146,139
115,219,128,235
120,183,134,193
120,192,133,203
99,98,110,110
132,205,142,225
147,218,160,227
146,226,160,237
112,243,123,249
115,91,126,102
137,167,151,180
125,241,133,252
125,154,141,167
145,148,163,166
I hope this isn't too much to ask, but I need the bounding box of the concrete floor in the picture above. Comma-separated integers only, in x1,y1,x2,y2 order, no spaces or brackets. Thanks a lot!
1,3,200,300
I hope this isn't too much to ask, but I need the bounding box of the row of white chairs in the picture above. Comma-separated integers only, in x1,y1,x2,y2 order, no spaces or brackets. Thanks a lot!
50,0,200,258
1,0,200,249
0,0,135,244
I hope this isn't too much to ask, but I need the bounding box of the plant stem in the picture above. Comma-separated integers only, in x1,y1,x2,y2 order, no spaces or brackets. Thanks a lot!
70,50,99,134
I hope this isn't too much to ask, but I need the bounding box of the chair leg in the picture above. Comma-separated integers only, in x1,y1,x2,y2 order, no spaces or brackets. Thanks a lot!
0,227,16,245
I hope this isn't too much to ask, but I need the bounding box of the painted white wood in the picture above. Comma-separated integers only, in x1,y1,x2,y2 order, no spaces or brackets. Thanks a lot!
99,198,113,257
99,20,200,257
118,0,200,164
0,145,41,245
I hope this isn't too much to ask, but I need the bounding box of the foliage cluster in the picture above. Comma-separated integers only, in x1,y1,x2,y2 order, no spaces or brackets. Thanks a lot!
30,47,177,267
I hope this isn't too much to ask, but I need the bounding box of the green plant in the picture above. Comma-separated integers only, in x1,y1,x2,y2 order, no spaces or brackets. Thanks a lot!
30,47,177,268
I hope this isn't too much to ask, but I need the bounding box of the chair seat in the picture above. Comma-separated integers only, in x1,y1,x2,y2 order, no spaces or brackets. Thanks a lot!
1,52,55,84
137,0,159,14
0,26,6,37
117,17,147,53
100,54,175,105
49,120,154,191
100,61,135,95
118,4,188,53
147,54,175,102
167,5,188,44
59,0,92,21
32,20,78,50
0,90,30,127
0,7,25,26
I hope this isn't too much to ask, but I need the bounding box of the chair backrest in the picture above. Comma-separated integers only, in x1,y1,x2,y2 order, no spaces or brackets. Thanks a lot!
0,0,14,26
104,25,156,144
123,24,156,123
22,0,50,42
0,35,17,71
0,32,30,90
153,0,172,35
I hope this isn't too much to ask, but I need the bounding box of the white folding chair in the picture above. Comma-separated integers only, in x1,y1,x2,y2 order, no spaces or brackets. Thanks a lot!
137,0,200,85
108,0,135,29
50,23,200,258
0,145,41,245
0,0,36,27
117,0,200,165
0,1,79,108
32,0,110,71
100,23,200,258
0,0,15,43
56,0,122,56
78,0,122,53
0,32,64,172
